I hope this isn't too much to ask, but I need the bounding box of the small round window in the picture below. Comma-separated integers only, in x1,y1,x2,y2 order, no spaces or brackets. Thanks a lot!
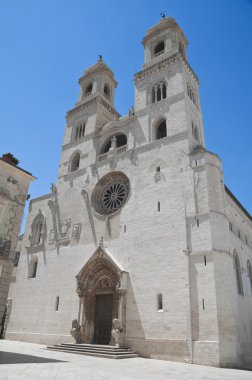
91,172,130,216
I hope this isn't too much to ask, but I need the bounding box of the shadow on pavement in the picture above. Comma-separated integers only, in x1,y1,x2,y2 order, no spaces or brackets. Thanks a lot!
0,351,67,364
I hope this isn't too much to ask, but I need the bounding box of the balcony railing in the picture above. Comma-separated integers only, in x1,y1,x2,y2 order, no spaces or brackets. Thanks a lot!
98,144,128,163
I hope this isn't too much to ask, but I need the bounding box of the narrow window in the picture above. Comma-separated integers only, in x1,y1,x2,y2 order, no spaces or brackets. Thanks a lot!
70,152,80,172
162,83,166,99
85,83,93,96
204,256,207,266
104,84,110,99
234,251,243,295
156,120,167,140
157,294,163,311
202,298,205,310
154,41,164,56
157,85,161,101
229,222,233,231
0,265,3,278
55,296,59,311
152,87,155,103
156,166,160,173
28,257,38,279
158,201,160,212
75,126,79,140
238,230,241,239
196,218,199,227
124,225,126,233
82,123,85,137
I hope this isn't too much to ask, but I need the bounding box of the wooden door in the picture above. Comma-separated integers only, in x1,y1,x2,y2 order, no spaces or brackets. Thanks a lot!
93,294,113,344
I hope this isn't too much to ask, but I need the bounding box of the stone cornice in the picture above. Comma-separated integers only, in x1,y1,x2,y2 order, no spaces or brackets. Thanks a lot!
66,95,120,119
142,17,188,47
134,52,199,84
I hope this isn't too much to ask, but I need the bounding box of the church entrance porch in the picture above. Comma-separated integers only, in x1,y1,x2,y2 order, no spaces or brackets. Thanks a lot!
94,294,113,344
72,243,128,347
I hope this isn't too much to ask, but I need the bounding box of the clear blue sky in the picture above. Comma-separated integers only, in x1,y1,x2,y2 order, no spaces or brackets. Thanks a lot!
0,0,251,230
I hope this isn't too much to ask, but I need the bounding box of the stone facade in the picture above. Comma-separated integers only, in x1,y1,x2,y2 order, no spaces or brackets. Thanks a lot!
6,18,252,368
0,154,35,336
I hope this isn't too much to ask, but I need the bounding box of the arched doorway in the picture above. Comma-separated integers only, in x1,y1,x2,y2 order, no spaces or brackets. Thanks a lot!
75,245,128,345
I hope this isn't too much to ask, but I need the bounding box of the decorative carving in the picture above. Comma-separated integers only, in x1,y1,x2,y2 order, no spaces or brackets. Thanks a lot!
134,52,198,84
50,183,57,194
75,254,122,344
30,211,45,247
91,172,130,216
70,319,81,343
0,237,11,256
155,172,162,183
110,318,123,347
72,223,81,240
99,237,104,248
59,219,71,239
111,135,117,150
49,230,56,244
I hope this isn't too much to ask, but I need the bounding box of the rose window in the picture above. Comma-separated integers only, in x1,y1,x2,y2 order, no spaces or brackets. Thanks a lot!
91,172,130,216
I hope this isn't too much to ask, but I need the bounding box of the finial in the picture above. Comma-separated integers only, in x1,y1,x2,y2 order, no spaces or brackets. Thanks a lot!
98,54,103,62
99,236,104,247
160,12,166,19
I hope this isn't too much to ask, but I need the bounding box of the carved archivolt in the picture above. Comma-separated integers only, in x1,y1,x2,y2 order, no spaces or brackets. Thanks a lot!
29,211,45,246
77,256,120,295
75,248,127,344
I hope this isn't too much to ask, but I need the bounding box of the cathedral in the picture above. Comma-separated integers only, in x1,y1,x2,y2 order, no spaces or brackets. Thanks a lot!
6,17,252,368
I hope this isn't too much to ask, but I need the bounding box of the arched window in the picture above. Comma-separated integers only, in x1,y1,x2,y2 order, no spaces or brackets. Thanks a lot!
30,213,45,246
100,133,127,154
104,84,110,99
152,82,167,103
28,256,38,278
247,260,252,296
74,123,85,140
85,83,93,96
156,120,167,140
70,152,80,172
154,41,165,56
234,251,243,295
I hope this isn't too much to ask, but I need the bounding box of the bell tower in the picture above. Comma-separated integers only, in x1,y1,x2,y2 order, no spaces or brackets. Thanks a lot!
134,16,205,152
58,57,119,181
142,16,188,68
77,55,117,108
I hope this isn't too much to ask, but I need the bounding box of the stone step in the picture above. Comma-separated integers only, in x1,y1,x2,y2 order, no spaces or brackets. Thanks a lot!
46,343,138,359
59,343,132,353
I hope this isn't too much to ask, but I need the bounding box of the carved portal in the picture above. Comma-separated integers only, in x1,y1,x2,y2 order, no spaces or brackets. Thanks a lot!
75,248,127,346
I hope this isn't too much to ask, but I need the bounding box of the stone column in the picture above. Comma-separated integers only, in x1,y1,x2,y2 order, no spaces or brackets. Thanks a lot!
116,288,127,347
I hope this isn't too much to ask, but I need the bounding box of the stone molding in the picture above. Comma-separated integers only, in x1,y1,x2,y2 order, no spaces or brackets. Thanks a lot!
66,94,120,119
134,52,198,84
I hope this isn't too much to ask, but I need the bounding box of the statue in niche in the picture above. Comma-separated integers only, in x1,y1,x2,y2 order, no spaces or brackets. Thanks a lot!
70,319,81,343
72,223,81,240
60,219,70,239
110,318,123,347
110,135,117,150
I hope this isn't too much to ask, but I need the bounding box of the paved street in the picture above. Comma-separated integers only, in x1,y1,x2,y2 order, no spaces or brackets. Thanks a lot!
0,340,251,380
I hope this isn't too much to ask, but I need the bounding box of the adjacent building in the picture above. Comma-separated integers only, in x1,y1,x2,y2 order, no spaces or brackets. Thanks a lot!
0,153,35,336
